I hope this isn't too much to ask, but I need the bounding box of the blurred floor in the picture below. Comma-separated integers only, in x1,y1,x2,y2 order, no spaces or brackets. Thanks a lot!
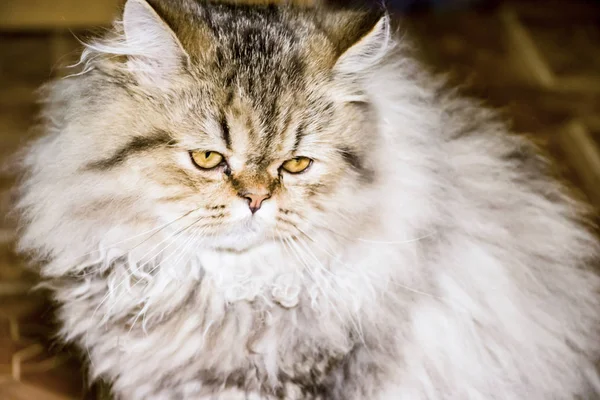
1,0,600,399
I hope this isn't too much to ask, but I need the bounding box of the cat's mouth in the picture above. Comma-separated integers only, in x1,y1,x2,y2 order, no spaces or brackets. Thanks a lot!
201,215,272,252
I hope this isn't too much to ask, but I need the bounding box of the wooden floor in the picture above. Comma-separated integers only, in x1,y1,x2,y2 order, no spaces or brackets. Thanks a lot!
1,1,600,399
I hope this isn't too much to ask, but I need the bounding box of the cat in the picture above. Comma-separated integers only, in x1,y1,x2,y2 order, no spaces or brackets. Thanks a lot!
13,0,600,399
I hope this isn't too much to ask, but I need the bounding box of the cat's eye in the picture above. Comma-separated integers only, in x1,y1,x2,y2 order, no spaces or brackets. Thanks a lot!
281,157,312,174
190,150,224,170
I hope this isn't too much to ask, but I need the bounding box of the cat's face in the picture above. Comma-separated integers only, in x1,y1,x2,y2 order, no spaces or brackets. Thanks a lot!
105,51,375,251
19,0,389,257
155,82,372,250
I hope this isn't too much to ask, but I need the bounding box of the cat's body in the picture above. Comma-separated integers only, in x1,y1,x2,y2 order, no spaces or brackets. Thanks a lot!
14,1,600,399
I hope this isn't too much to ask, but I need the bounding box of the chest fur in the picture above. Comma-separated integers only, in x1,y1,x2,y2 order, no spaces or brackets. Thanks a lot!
109,294,358,398
60,242,386,398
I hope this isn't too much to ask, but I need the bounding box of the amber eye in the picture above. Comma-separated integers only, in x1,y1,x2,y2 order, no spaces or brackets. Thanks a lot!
281,157,312,174
190,150,224,170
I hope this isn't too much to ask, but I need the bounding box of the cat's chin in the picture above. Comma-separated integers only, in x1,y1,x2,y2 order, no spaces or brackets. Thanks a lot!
204,229,271,253
191,209,277,252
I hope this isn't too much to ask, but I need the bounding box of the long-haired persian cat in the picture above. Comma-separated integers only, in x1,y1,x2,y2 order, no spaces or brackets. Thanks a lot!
13,0,600,398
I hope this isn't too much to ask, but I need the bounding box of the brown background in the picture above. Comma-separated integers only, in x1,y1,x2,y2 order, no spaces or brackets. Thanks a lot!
1,0,600,399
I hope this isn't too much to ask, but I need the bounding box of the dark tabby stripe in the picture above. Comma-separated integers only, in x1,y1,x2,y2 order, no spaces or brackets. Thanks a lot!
338,147,375,183
339,147,362,171
86,131,173,170
220,114,232,150
293,123,305,152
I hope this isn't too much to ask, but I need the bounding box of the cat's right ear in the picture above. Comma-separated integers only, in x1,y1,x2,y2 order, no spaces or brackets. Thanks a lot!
319,8,392,77
122,0,190,85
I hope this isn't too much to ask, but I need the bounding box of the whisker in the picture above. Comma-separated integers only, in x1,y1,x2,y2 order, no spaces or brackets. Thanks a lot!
93,214,206,322
356,231,436,245
292,234,368,348
280,233,347,328
127,211,209,269
288,216,465,313
96,227,190,323
126,228,201,333
104,208,203,259
110,224,207,330
128,225,206,334
292,209,437,246
65,208,201,268
286,234,373,352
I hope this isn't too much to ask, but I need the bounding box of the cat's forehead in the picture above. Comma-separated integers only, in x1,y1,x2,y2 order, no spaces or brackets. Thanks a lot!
210,84,331,164
165,3,335,94
212,49,308,133
187,7,336,158
206,9,327,97
150,1,378,157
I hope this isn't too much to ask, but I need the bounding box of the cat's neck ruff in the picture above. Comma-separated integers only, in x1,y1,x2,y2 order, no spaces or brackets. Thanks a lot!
75,223,415,337
198,242,306,308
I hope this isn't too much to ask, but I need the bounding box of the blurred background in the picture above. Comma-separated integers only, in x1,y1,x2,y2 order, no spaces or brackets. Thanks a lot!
1,0,600,399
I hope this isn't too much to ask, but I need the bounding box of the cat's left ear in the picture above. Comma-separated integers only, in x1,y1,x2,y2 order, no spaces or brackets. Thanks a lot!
122,0,190,85
327,10,392,76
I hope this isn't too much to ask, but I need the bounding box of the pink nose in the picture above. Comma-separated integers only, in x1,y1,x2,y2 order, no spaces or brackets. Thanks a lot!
241,193,271,214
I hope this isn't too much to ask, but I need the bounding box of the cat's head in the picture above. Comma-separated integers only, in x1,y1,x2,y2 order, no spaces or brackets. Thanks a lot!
17,0,394,263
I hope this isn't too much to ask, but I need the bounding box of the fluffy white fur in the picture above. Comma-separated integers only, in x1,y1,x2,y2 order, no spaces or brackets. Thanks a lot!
14,1,600,399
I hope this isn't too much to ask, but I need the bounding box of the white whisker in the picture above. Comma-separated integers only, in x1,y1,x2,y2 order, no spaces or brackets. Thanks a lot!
280,233,347,333
128,224,206,334
293,234,368,349
93,214,206,323
356,231,436,245
66,208,201,269
287,215,461,316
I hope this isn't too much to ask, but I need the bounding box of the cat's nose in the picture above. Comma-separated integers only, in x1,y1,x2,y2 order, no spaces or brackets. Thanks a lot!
240,192,271,214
